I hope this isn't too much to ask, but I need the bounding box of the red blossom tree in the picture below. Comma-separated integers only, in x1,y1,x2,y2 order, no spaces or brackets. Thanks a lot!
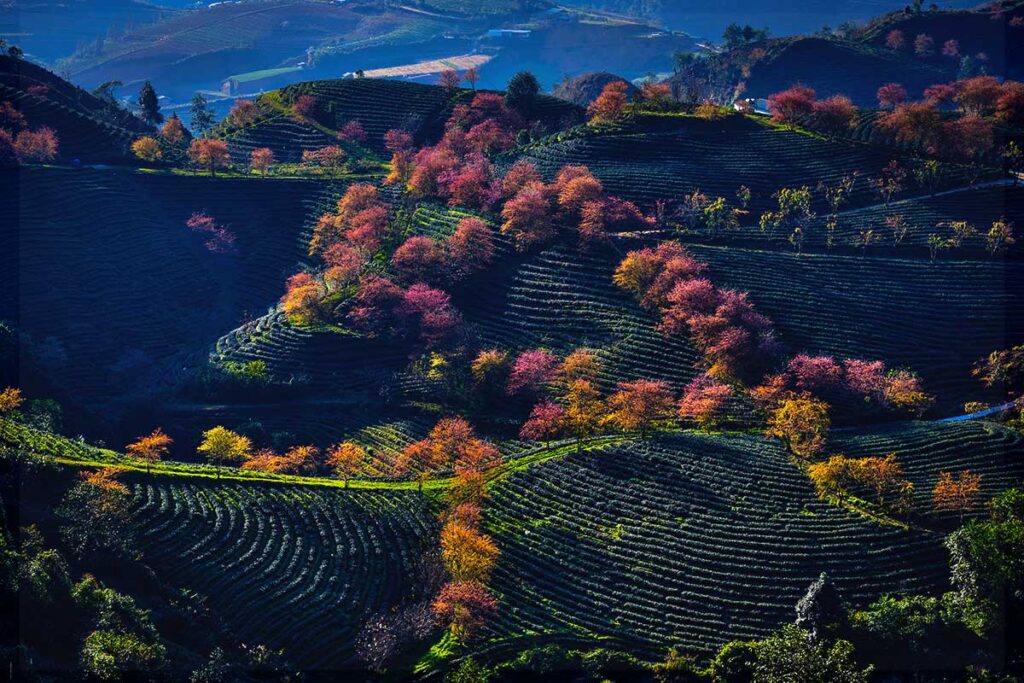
444,154,494,209
348,275,404,333
500,160,542,198
13,126,58,162
465,118,513,154
338,120,367,143
885,29,906,50
398,283,462,347
446,217,495,277
843,358,887,398
879,101,941,150
787,354,844,392
923,83,956,104
384,129,414,154
188,138,230,176
811,95,857,136
291,94,317,120
391,236,446,283
500,181,555,251
767,84,816,125
954,76,1003,114
944,114,994,160
996,81,1024,126
678,375,733,429
438,69,461,94
519,400,566,444
876,82,908,109
186,212,235,253
228,99,260,127
432,581,498,641
506,349,559,396
409,145,460,198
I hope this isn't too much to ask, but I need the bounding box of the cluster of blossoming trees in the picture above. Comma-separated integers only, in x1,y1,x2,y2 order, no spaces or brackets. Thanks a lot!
766,75,1023,164
0,98,59,164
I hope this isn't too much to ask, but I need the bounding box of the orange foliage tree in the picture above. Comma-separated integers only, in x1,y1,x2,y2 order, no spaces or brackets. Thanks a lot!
807,455,862,502
588,81,630,124
607,379,675,437
187,139,230,176
933,470,983,522
125,428,173,473
440,521,499,584
563,378,605,451
131,136,162,162
858,453,912,510
766,395,830,457
0,386,24,414
327,442,367,488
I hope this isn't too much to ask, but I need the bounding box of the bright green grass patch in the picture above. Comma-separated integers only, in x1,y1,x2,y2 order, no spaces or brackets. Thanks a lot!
229,66,302,84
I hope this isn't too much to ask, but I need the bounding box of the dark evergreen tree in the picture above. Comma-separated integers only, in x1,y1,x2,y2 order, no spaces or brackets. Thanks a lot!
506,71,540,118
138,81,163,125
189,92,216,134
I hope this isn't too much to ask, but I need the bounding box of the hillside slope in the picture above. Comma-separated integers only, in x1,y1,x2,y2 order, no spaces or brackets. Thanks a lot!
1,167,337,433
484,423,1024,655
0,55,151,163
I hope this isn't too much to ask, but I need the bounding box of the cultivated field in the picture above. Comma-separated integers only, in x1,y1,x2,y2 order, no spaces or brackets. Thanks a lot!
130,479,436,668
484,423,1024,654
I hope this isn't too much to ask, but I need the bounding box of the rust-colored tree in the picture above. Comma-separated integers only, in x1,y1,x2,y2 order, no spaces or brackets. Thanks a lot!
607,379,675,437
125,428,173,473
327,442,367,487
431,581,497,641
519,401,566,446
588,81,630,124
678,375,733,431
250,147,275,175
446,217,495,278
14,127,58,162
933,470,983,522
187,139,230,176
500,181,555,251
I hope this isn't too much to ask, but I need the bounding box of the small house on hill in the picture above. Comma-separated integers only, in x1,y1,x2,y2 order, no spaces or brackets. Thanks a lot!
734,97,770,115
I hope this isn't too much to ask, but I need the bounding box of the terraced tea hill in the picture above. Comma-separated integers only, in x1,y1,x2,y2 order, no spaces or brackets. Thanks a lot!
219,80,581,160
728,182,1023,254
1,168,332,421
0,55,150,163
518,117,963,212
484,425,1024,654
130,479,436,668
688,245,1024,414
458,240,702,393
